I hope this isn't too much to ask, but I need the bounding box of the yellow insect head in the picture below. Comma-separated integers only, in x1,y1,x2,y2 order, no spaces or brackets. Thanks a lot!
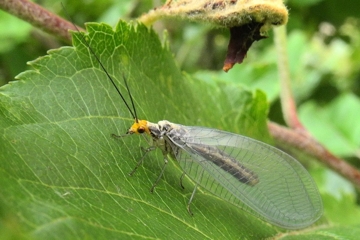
128,119,150,134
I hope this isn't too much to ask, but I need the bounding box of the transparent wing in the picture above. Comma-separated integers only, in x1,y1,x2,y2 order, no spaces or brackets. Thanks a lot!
167,125,323,229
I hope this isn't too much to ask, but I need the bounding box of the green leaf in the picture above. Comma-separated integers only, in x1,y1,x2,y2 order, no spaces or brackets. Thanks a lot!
323,192,360,226
299,93,360,157
278,225,360,240
1,21,320,239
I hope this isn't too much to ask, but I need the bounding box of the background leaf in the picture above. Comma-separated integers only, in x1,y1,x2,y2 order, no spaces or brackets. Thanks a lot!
299,93,360,157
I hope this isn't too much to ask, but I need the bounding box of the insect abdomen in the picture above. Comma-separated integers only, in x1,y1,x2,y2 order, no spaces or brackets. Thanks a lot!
189,143,259,186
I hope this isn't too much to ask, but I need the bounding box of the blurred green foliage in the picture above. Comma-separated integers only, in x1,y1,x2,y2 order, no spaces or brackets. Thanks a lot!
1,0,360,239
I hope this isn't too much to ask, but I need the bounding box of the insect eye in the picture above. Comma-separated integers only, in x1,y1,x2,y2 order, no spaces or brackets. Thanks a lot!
138,127,145,134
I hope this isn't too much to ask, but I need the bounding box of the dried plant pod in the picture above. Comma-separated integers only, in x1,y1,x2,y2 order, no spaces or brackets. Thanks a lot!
139,0,288,71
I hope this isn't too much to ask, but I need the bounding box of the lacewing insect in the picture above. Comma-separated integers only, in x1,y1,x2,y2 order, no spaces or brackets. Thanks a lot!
67,16,323,229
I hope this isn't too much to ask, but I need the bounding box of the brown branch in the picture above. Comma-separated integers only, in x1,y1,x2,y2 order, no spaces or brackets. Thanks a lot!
0,0,82,44
269,121,360,189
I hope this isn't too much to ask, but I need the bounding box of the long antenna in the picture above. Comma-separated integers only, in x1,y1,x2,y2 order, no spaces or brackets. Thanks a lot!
122,74,138,122
61,3,137,120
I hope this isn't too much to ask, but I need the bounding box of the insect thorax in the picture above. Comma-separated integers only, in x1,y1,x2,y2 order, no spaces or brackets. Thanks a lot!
147,120,186,155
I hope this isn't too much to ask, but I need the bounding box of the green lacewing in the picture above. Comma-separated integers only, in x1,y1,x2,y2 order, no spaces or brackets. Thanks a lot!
68,16,323,229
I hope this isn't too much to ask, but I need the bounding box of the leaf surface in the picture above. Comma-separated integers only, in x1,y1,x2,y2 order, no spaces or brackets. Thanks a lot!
0,21,332,239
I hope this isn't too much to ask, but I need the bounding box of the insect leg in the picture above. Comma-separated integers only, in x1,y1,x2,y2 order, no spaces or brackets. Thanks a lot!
187,184,198,216
179,173,186,189
187,168,205,215
150,154,169,193
111,133,131,139
111,133,121,139
129,146,156,176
